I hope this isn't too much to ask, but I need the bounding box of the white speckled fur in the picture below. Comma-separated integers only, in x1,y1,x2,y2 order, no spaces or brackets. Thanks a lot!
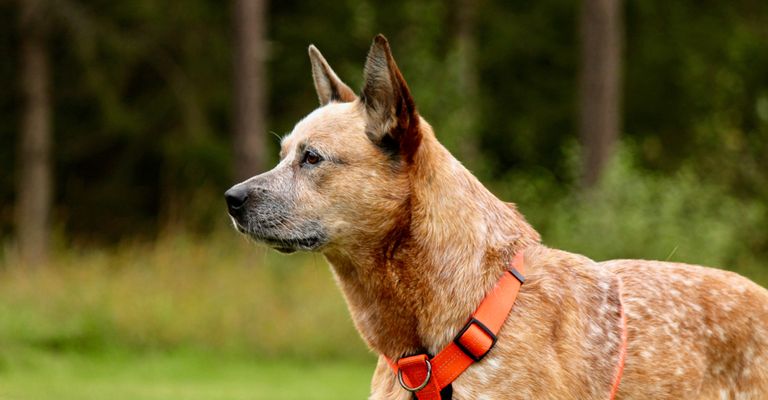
231,37,768,399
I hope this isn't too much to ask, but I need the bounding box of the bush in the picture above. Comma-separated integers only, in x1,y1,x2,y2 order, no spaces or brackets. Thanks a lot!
497,146,767,285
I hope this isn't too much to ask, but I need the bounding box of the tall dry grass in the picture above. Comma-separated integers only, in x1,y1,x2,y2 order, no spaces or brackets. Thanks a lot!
0,232,370,360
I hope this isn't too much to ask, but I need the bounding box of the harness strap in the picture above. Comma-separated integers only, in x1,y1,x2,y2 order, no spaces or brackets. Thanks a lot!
386,254,630,400
609,278,628,400
387,252,526,400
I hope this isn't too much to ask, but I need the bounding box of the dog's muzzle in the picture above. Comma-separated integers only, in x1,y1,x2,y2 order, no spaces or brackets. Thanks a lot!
223,183,328,253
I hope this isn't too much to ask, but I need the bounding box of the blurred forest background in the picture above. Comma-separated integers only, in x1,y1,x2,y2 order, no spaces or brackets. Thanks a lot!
1,0,767,398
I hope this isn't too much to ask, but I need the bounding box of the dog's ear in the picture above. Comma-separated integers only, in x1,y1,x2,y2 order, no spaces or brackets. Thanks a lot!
308,45,356,105
361,34,420,162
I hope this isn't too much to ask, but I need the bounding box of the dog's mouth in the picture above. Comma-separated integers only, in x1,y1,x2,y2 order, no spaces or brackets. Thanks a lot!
260,236,323,253
232,219,325,253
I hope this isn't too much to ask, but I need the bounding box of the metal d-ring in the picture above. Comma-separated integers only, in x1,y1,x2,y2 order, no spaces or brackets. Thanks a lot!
397,358,432,392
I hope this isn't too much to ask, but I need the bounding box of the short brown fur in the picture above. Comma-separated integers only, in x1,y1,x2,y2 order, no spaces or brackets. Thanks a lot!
226,35,768,399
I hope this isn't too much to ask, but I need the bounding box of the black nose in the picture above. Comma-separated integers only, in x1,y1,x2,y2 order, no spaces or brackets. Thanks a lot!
224,186,249,215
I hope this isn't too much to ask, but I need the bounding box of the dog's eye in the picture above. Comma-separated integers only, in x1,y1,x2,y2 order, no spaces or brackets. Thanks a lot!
302,150,322,166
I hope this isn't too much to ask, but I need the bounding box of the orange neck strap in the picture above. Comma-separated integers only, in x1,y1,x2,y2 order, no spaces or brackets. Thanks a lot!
385,252,526,400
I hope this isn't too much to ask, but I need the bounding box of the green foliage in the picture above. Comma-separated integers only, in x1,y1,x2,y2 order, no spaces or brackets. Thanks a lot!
497,146,768,285
2,0,767,246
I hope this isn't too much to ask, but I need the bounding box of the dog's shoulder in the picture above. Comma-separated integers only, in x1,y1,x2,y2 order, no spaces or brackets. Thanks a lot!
520,245,612,298
483,246,625,398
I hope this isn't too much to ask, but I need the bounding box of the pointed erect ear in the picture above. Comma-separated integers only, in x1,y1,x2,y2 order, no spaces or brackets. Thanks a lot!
308,45,356,105
361,34,420,161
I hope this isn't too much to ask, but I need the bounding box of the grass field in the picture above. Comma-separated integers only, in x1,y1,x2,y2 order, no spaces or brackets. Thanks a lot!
0,348,374,400
0,234,375,399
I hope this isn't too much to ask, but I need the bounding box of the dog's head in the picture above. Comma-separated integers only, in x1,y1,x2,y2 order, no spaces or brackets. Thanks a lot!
225,35,422,254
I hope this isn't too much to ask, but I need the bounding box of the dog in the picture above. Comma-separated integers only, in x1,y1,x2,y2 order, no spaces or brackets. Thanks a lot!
225,35,768,399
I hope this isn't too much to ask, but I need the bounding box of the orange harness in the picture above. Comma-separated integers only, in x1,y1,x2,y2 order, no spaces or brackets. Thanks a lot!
385,253,628,400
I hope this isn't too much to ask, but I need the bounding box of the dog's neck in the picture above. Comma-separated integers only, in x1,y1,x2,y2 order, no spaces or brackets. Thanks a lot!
324,125,541,359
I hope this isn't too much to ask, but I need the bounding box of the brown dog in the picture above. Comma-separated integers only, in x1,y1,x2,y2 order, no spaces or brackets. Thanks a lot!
225,35,768,399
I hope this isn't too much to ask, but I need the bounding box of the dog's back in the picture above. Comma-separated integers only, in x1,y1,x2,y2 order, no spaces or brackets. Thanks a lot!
606,259,768,399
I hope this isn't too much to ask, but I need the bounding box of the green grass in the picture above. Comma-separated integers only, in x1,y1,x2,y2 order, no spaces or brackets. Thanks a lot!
0,349,374,400
0,233,376,399
0,232,376,398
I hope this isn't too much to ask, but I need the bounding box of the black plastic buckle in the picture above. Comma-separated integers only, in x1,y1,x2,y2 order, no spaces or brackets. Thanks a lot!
508,267,525,284
453,318,497,362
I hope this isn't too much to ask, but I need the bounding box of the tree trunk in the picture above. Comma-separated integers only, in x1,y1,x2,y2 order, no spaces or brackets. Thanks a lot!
16,0,52,266
578,0,623,188
232,0,268,181
454,0,480,168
